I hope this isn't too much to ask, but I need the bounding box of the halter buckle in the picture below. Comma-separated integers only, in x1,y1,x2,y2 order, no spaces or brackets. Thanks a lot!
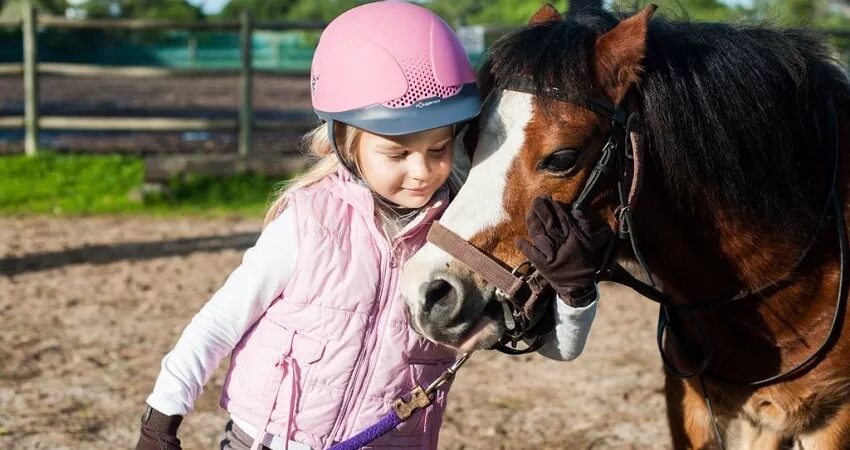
511,260,534,276
617,205,633,238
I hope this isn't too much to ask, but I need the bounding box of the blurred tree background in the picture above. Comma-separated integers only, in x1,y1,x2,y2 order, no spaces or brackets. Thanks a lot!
1,0,848,27
2,0,849,65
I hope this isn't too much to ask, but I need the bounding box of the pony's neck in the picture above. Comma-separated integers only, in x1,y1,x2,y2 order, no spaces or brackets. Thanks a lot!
627,176,811,304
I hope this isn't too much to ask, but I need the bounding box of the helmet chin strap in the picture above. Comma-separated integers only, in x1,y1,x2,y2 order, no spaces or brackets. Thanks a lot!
326,118,420,212
327,118,362,178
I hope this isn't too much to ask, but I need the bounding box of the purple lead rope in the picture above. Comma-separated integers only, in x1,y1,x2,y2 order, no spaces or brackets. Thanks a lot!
327,411,402,450
326,353,470,450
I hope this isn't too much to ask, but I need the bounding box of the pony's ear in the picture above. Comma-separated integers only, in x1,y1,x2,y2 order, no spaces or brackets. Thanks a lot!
593,4,657,104
529,4,562,26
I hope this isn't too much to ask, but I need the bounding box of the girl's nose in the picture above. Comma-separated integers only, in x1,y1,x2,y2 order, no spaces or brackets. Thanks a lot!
409,154,431,179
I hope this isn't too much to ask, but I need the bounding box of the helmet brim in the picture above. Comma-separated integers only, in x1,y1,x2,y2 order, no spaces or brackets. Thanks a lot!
315,83,481,136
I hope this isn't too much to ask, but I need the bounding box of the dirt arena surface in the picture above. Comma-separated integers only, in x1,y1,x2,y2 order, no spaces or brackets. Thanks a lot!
0,216,671,449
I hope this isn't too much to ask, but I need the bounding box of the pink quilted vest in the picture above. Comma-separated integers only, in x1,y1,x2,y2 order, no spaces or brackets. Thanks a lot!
220,169,457,449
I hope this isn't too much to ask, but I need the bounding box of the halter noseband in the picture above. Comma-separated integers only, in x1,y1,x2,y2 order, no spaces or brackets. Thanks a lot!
426,223,553,354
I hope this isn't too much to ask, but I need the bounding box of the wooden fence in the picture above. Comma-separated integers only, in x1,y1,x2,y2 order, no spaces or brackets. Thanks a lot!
4,9,849,179
0,7,324,179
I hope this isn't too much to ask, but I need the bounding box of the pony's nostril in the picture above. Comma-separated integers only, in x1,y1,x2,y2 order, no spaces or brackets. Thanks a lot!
423,278,455,312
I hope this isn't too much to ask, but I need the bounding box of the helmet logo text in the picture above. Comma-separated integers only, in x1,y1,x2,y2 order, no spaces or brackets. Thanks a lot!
415,98,441,108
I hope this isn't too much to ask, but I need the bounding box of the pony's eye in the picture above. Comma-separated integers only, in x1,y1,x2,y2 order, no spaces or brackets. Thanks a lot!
538,149,579,174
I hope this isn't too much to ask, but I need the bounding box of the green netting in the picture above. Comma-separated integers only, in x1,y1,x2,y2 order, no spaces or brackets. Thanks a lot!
0,28,485,73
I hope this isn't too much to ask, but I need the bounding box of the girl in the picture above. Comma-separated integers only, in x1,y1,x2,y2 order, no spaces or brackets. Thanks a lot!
135,2,602,450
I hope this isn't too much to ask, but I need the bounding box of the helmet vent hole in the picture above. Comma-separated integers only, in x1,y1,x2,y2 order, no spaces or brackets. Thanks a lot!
385,57,461,108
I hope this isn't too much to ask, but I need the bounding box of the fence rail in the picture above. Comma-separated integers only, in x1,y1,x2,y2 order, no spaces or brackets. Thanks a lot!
0,115,316,131
0,117,24,128
37,16,326,31
37,63,243,77
0,63,22,75
0,8,325,163
0,63,297,78
38,116,238,131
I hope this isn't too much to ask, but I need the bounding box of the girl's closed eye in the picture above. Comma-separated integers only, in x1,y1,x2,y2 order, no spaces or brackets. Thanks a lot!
428,143,450,156
388,151,408,161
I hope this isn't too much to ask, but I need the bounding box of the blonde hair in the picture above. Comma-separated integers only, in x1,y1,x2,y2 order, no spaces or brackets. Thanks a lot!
263,122,362,226
263,122,471,227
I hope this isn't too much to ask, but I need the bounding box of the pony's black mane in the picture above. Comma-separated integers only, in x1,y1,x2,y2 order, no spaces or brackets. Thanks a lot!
480,9,850,236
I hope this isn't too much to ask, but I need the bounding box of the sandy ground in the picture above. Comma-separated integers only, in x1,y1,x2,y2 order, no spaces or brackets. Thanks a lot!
0,216,671,449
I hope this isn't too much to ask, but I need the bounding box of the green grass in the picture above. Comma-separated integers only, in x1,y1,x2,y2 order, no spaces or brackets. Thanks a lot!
0,153,286,217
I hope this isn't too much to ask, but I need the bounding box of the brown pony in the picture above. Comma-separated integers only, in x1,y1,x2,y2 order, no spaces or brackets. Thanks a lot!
400,3,850,448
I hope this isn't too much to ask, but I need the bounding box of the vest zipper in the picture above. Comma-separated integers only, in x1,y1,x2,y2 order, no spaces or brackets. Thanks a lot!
327,216,422,444
328,244,393,444
341,254,397,438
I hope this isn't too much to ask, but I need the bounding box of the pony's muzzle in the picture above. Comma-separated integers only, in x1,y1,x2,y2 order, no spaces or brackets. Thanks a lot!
420,277,462,322
406,269,500,347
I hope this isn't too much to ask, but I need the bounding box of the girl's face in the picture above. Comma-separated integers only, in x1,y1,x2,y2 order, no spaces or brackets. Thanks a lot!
356,126,454,208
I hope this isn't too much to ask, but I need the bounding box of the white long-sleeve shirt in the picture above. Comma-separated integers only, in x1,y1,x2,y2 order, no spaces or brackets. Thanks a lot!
146,209,598,417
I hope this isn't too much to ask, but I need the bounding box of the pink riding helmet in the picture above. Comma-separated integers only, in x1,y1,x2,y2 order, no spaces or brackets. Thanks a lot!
311,1,480,149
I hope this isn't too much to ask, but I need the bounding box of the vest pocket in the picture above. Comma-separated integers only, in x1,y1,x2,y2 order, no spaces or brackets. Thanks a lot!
229,318,326,404
290,330,325,363
270,329,327,425
225,320,291,402
389,358,455,439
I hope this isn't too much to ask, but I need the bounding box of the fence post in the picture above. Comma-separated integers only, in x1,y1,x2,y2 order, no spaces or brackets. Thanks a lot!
187,36,197,68
239,11,253,157
23,4,39,156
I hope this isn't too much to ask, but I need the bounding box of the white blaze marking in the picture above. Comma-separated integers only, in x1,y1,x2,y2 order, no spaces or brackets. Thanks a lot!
401,91,534,304
441,91,533,240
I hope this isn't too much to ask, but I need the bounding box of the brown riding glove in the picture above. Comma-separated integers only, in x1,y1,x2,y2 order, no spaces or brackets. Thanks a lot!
135,405,183,450
516,196,614,307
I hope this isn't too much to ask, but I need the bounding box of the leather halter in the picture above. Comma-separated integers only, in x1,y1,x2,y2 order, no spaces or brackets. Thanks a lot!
425,77,645,355
427,223,552,354
509,78,849,387
427,76,848,389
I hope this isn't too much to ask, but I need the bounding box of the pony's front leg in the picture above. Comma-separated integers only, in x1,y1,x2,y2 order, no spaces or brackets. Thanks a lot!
796,402,850,450
739,420,783,449
666,375,720,449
